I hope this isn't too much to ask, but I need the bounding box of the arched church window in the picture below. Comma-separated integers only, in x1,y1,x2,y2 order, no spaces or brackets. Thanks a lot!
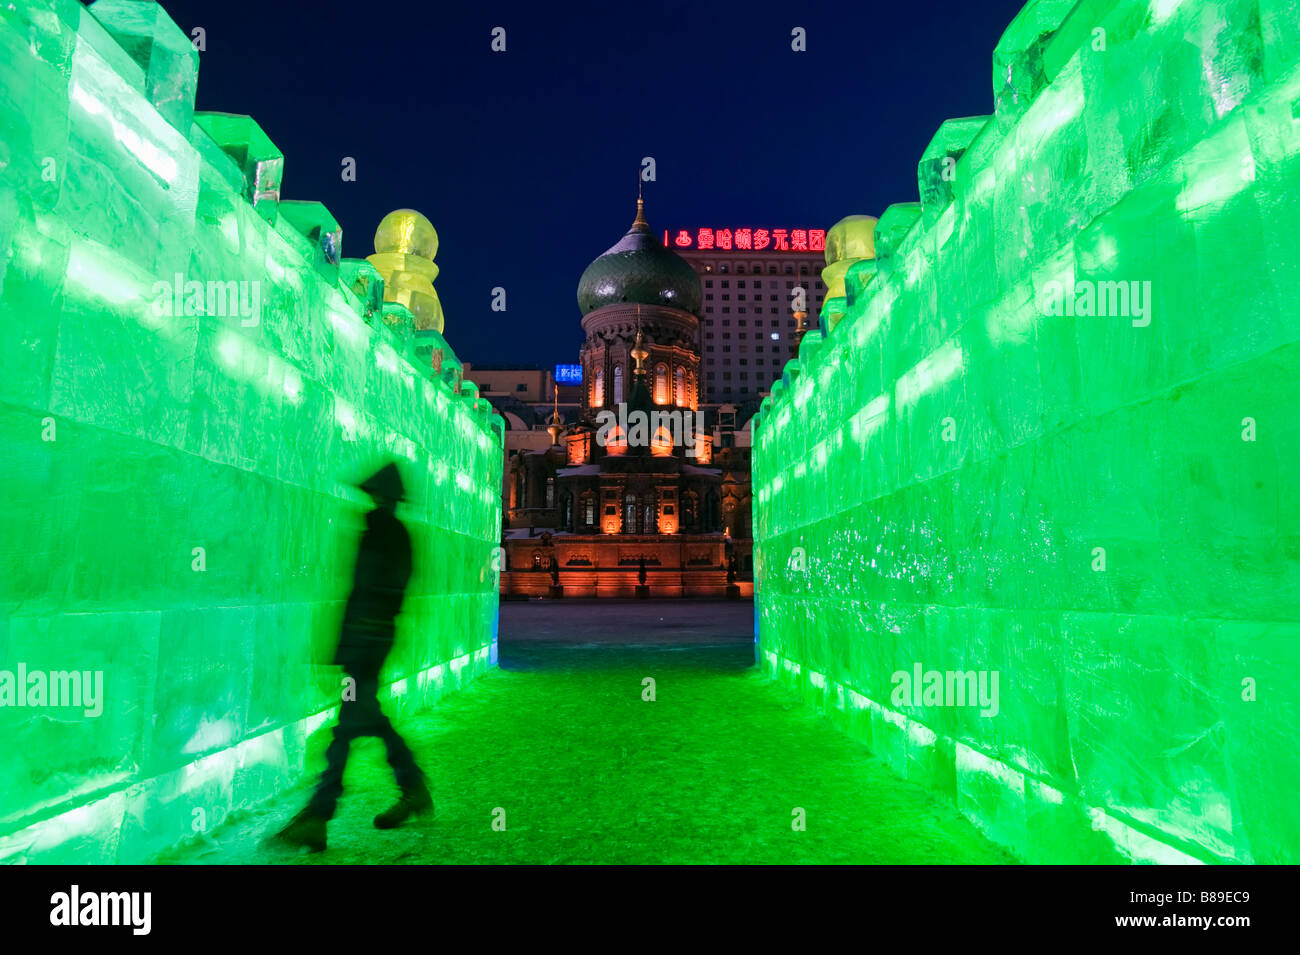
545,476,555,508
561,494,572,530
643,500,656,535
674,367,686,406
593,365,604,406
623,493,637,535
613,364,624,405
582,493,595,527
654,364,668,404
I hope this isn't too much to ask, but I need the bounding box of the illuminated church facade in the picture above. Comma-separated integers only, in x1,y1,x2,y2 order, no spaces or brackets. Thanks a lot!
499,199,752,598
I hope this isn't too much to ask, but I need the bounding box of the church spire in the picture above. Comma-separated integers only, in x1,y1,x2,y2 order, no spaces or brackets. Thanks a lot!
632,169,648,229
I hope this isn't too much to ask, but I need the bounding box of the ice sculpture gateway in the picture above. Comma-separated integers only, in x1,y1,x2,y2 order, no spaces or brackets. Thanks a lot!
752,0,1300,864
0,1,503,862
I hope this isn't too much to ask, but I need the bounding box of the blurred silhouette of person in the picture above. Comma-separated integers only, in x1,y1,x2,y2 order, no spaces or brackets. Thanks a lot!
271,461,431,853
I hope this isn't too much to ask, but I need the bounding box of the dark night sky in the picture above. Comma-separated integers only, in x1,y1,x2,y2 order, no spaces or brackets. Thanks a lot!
156,0,1028,368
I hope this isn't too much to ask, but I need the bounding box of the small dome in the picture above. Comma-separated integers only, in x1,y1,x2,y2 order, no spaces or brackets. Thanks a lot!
577,200,702,316
374,209,438,260
825,215,878,265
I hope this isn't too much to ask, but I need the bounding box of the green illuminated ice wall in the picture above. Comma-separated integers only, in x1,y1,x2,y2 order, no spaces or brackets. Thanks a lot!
753,0,1300,864
0,0,503,862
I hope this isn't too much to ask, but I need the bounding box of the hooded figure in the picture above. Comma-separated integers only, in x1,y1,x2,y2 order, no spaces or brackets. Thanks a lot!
271,461,432,853
335,462,411,676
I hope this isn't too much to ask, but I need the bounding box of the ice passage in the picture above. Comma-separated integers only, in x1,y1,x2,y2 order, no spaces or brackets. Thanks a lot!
1,0,1298,866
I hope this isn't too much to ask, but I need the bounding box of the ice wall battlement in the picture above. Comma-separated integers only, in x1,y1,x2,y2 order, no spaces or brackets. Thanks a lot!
0,0,503,862
753,0,1300,863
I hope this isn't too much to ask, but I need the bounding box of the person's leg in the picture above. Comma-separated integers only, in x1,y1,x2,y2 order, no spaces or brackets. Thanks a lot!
366,684,431,828
306,718,357,820
375,709,424,790
271,692,361,851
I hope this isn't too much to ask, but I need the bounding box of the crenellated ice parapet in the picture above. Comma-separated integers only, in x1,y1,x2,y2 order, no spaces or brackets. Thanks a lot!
0,0,503,862
753,0,1300,864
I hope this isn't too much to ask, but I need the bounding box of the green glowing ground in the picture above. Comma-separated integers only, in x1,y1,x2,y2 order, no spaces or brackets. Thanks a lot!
160,603,1014,864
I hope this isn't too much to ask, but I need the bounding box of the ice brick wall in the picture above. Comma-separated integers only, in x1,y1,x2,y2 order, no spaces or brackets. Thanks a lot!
0,0,502,862
753,0,1300,864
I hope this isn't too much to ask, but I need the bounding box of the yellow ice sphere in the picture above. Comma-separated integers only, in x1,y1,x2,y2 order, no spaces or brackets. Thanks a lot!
824,215,878,265
374,209,439,261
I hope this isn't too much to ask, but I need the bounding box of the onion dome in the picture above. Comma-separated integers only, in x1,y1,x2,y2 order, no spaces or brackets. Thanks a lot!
577,199,702,316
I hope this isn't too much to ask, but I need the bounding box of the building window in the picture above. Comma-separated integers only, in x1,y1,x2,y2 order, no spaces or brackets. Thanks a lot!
682,491,698,530
704,491,721,531
583,494,595,526
674,366,686,406
592,364,604,406
613,364,624,405
545,476,554,508
654,363,668,404
623,493,636,534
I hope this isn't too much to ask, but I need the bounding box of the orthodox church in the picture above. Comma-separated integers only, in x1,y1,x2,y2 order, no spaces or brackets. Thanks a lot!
499,198,752,598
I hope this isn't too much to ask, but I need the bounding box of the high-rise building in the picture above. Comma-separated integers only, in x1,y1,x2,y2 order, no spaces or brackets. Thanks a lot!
667,226,828,404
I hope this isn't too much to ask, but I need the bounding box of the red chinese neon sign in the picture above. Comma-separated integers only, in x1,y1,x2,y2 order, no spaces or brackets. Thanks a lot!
666,228,825,252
